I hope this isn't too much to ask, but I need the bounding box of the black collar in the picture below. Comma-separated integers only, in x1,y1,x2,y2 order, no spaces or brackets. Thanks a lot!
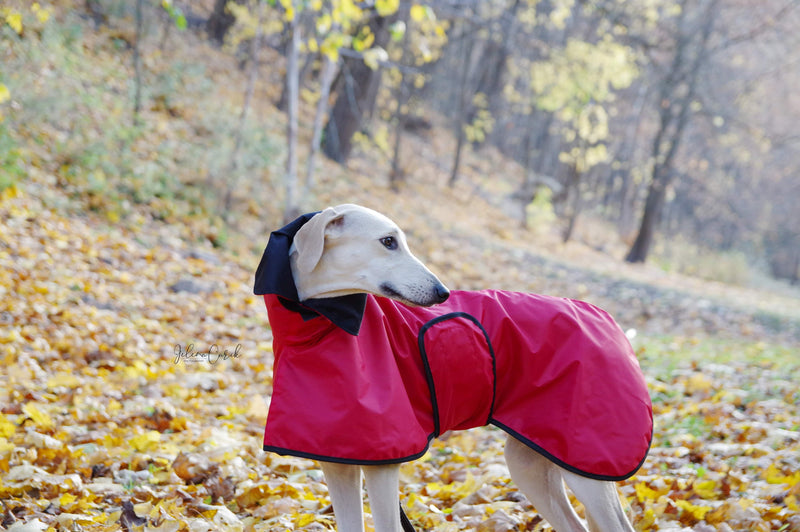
253,212,367,336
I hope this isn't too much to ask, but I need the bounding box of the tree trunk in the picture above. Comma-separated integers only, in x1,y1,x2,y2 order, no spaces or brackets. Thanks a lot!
222,0,264,212
625,0,716,263
390,9,413,191
562,163,582,243
448,26,475,187
278,50,316,112
322,14,394,164
283,10,300,222
305,55,339,189
207,0,245,45
625,169,669,262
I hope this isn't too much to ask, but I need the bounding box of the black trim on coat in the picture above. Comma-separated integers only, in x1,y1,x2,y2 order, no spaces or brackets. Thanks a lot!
417,312,497,437
263,440,434,466
490,420,652,482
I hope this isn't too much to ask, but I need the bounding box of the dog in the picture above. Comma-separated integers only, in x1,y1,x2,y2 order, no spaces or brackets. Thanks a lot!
253,204,652,532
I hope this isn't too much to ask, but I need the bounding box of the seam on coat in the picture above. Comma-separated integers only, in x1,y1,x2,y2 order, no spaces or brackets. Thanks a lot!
417,312,497,436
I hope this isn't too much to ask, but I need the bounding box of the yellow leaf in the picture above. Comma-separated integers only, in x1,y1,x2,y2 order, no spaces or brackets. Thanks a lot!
306,37,318,53
23,402,54,430
787,495,798,512
1,184,18,200
693,479,719,499
0,437,14,453
107,399,122,415
362,47,388,70
124,359,153,379
375,0,399,17
0,83,10,104
316,13,331,33
637,508,656,529
106,208,121,223
130,430,162,452
675,499,711,520
294,513,316,527
685,372,713,394
5,11,23,34
31,3,50,23
634,482,660,503
59,492,77,506
352,26,374,52
339,0,362,20
764,463,800,487
0,415,15,438
47,373,81,389
410,5,428,23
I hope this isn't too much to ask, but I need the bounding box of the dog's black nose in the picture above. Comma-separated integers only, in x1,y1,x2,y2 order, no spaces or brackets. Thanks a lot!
435,284,450,303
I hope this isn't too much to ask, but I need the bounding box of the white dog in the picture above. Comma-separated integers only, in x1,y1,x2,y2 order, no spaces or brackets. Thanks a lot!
253,204,652,532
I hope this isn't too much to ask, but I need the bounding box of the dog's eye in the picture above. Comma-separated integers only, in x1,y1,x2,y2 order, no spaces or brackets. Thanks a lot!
380,236,398,250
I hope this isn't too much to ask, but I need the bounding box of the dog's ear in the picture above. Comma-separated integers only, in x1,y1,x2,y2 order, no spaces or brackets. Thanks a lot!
292,207,345,274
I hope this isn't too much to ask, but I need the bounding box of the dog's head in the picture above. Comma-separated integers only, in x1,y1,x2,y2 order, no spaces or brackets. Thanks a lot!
289,204,449,306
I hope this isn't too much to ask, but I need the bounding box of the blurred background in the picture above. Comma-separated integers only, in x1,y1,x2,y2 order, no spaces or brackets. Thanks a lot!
1,0,799,317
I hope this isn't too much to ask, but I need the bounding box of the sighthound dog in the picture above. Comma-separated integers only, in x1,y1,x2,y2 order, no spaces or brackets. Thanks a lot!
253,204,652,532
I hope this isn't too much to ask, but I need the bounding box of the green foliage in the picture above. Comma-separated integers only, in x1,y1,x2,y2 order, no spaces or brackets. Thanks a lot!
161,0,187,30
635,336,798,376
227,0,401,65
0,125,25,192
202,112,280,186
227,0,445,75
522,35,639,171
463,93,494,144
0,3,53,192
525,186,556,235
654,237,752,286
1,2,50,36
0,4,280,226
530,37,639,113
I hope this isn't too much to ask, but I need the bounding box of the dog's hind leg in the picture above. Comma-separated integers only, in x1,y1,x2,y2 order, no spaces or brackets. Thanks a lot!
321,461,366,532
363,464,402,532
504,436,588,532
562,471,634,532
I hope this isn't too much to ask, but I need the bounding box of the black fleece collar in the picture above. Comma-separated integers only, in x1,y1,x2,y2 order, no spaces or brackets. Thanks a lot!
253,212,367,336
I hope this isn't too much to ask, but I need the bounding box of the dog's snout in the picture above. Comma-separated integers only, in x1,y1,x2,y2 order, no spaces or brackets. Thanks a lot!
434,284,450,304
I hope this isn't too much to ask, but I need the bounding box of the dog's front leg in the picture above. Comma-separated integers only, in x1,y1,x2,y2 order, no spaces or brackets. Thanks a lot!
321,461,365,532
363,464,402,532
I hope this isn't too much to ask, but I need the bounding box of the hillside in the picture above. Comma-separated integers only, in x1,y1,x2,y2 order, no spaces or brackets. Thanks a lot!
1,4,799,531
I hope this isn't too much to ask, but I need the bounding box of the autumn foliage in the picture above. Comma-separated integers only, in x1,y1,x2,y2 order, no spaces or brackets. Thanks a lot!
1,1,799,531
2,191,799,529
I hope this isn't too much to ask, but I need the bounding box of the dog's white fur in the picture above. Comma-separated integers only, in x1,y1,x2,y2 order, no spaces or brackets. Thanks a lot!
290,204,449,306
288,204,635,532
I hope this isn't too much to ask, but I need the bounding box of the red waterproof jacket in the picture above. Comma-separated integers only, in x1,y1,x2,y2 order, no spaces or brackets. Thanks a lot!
254,214,653,481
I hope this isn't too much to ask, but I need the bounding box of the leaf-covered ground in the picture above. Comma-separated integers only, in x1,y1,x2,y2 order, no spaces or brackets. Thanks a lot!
2,187,799,532
2,4,800,530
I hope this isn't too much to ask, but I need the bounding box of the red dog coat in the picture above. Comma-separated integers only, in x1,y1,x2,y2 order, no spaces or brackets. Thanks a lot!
254,214,653,481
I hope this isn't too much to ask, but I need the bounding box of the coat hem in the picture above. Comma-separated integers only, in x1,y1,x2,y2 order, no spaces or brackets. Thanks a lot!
262,444,433,466
265,418,651,480
489,420,651,482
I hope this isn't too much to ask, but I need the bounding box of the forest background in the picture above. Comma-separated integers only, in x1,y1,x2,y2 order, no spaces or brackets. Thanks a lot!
1,0,799,531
